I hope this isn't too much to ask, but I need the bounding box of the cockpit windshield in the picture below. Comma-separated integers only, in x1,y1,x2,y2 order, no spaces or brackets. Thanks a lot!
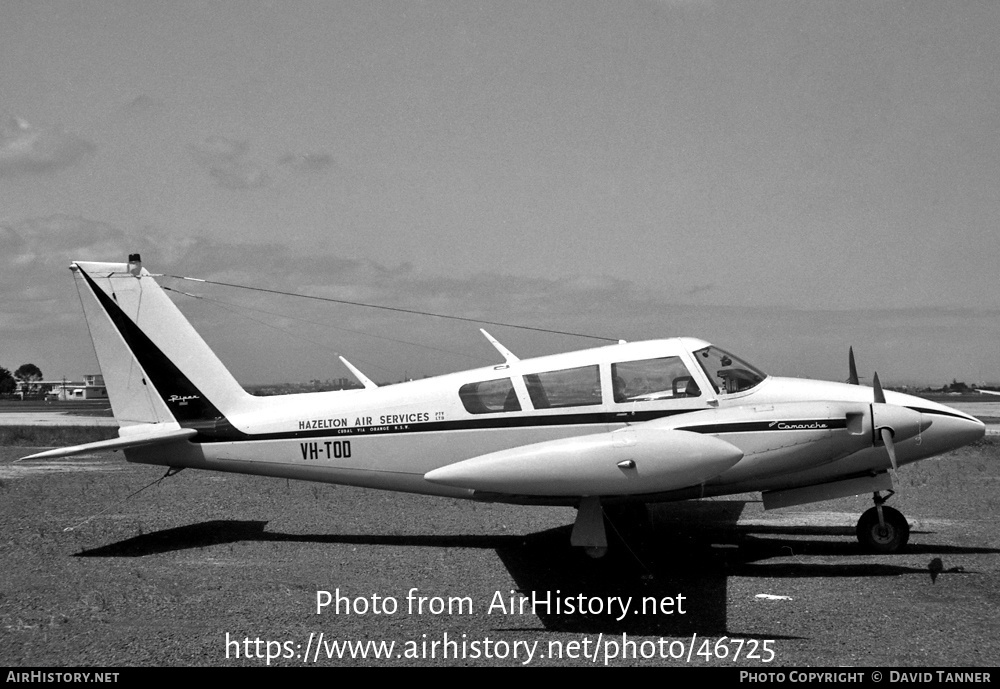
693,346,767,394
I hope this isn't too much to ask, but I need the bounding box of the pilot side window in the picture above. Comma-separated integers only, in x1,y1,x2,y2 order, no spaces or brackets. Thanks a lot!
459,378,521,414
611,356,700,402
522,365,601,409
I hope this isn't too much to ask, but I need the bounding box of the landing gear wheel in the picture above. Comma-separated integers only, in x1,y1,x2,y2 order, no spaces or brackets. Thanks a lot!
585,546,609,559
856,506,910,553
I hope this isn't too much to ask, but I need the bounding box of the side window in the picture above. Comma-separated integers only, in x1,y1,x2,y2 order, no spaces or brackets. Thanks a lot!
522,365,601,409
611,357,700,402
459,378,521,414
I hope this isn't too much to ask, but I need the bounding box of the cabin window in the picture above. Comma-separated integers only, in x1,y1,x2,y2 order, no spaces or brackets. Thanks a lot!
459,378,521,414
693,346,766,394
611,356,700,402
522,365,601,409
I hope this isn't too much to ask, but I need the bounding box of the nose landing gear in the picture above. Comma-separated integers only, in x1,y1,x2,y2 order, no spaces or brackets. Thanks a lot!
856,490,910,553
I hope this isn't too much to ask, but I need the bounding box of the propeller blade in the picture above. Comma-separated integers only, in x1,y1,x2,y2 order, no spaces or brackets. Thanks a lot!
872,372,895,470
848,347,859,385
873,372,886,404
880,427,898,471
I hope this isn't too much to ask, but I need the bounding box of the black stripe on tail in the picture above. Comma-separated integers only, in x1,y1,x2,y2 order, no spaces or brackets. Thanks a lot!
78,266,225,424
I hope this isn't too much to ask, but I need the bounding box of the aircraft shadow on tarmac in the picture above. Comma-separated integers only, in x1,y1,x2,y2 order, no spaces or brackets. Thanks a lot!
76,500,998,636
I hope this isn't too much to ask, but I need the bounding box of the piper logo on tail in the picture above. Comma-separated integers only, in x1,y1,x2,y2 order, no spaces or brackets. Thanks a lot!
168,394,201,406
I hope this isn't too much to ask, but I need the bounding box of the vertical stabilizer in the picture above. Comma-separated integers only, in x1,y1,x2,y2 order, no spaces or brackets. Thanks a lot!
72,258,250,427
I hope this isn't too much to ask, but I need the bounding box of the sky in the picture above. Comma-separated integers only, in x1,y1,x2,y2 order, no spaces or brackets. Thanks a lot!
1,1,998,387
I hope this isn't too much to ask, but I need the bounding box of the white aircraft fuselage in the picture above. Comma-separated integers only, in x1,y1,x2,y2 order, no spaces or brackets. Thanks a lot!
27,257,986,554
130,341,983,505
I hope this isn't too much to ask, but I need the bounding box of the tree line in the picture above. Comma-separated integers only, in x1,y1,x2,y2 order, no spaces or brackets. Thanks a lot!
0,364,43,395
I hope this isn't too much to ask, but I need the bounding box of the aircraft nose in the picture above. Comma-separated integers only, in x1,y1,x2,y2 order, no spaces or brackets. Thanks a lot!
941,412,987,449
915,405,986,457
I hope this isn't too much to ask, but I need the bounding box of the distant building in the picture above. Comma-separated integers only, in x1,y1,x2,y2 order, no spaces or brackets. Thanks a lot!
44,374,108,401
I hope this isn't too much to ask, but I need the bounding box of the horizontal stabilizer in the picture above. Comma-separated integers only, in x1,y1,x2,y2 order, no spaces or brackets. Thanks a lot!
21,427,197,461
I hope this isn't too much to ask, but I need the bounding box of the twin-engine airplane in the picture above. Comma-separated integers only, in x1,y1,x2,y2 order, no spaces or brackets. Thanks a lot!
26,256,986,557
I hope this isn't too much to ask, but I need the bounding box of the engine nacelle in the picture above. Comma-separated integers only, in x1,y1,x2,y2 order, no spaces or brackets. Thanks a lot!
424,427,743,496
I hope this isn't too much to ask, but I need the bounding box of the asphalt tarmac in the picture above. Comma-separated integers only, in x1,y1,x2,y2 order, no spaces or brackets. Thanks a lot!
1,435,997,668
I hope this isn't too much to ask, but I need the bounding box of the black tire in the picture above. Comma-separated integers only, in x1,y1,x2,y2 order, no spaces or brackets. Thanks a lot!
856,506,910,553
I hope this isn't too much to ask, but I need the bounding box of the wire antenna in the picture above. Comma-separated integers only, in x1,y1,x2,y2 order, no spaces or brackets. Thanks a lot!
166,274,618,342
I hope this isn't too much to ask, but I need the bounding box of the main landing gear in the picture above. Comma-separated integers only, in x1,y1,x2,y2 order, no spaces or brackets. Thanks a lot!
856,490,910,553
572,497,654,559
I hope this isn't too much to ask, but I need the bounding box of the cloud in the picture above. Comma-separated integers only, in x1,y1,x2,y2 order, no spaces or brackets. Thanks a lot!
685,283,717,298
0,117,94,176
120,94,166,117
189,135,269,189
0,215,643,372
208,164,269,189
278,152,335,174
189,134,335,189
1,215,124,268
5,214,997,385
0,216,128,353
190,135,247,162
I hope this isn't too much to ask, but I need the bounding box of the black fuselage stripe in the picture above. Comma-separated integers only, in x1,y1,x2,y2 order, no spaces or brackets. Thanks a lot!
195,410,685,442
192,414,850,443
677,419,848,434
